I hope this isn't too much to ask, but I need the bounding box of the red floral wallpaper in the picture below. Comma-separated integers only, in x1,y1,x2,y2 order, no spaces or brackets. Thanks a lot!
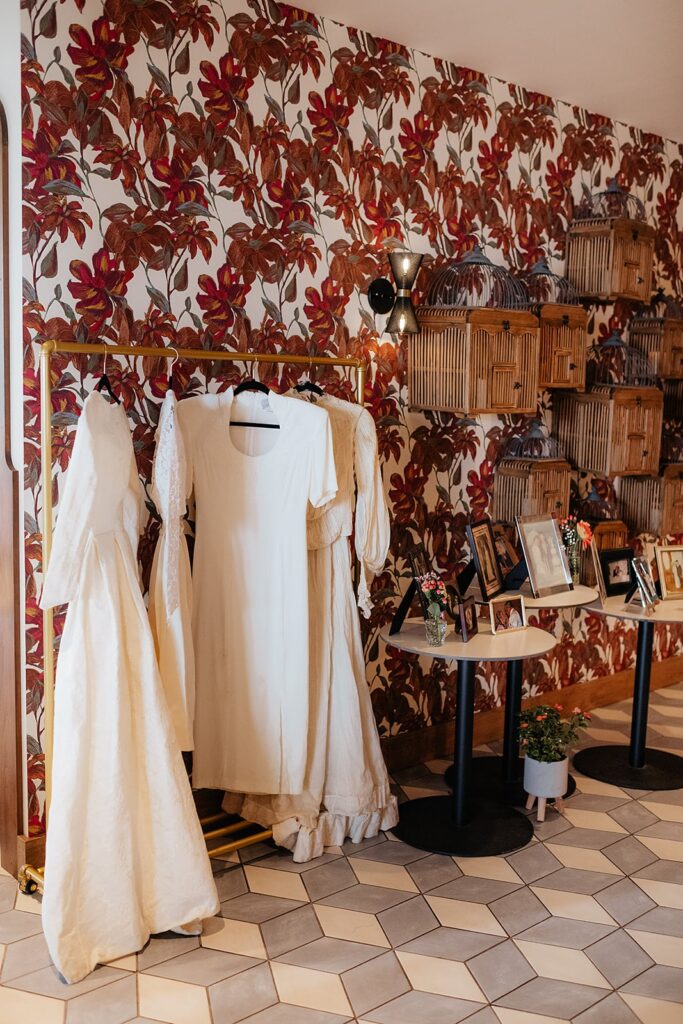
21,0,683,828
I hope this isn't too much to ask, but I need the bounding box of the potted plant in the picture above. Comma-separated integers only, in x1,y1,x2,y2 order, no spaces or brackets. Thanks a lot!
518,704,590,820
417,572,450,646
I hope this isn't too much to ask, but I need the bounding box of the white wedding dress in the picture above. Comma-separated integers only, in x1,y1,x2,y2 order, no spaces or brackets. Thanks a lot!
40,392,219,984
242,394,398,860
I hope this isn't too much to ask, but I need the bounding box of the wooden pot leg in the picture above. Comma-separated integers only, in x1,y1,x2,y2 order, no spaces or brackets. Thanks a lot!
536,798,547,822
525,794,535,812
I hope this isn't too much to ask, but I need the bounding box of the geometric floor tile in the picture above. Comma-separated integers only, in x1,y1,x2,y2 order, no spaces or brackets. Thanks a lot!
494,977,606,1017
138,973,212,1024
530,887,616,925
514,940,610,989
631,878,683,910
363,989,485,1023
467,940,536,1000
493,1009,570,1024
200,916,267,958
396,950,486,1001
544,843,623,876
270,961,352,1016
626,929,683,967
572,992,641,1023
341,950,409,1016
454,857,522,884
276,936,382,973
620,993,683,1024
398,927,502,961
314,905,390,948
583,928,653,987
348,859,418,893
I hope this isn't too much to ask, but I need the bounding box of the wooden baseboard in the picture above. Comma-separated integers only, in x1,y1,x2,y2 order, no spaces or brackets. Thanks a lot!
380,654,683,773
16,833,45,873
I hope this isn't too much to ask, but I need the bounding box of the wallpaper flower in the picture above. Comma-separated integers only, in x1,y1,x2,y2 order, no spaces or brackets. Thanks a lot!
21,0,683,828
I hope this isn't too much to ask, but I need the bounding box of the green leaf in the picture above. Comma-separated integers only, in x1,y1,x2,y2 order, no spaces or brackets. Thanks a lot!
42,180,85,197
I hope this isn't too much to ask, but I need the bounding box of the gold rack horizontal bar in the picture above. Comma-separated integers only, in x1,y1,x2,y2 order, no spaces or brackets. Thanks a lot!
207,829,274,860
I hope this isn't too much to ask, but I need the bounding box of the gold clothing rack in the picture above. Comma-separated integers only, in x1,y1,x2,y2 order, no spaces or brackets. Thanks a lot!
19,340,366,895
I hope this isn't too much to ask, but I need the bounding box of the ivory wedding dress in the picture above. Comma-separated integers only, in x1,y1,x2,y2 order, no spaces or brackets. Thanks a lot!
243,394,398,860
40,392,218,984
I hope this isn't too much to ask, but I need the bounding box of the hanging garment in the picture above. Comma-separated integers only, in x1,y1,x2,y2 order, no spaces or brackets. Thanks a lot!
242,394,398,861
177,388,337,795
40,392,219,984
149,391,195,750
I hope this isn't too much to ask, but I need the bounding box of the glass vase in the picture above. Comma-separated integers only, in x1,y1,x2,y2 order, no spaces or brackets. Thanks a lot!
425,616,447,646
566,539,581,585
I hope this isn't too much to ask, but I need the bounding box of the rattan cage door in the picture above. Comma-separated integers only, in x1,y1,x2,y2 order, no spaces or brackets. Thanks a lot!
612,389,663,476
629,318,683,380
611,222,655,302
538,305,587,390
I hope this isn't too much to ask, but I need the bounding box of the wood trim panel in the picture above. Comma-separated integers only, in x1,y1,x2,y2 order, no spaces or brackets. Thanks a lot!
0,100,21,877
380,654,683,773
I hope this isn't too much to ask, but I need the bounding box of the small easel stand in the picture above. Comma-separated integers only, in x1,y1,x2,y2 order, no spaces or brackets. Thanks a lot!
525,792,565,822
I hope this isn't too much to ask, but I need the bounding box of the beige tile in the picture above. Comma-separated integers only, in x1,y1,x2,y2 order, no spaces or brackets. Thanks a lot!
514,940,610,988
200,916,266,959
138,974,211,1024
270,961,352,1016
396,951,485,1002
621,992,683,1024
574,777,628,799
349,858,418,893
454,856,521,883
627,930,683,968
586,726,634,743
545,844,622,875
401,786,444,801
650,704,683,718
104,954,137,971
638,838,683,862
647,723,683,737
589,707,631,723
642,802,683,823
0,986,64,1024
13,892,42,916
493,1008,569,1024
562,809,627,834
531,887,615,925
425,896,505,935
313,905,390,948
244,866,309,902
633,878,683,910
654,687,683,701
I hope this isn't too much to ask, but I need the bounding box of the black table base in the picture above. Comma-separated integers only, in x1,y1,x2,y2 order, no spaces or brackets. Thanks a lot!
573,745,683,791
572,619,683,791
393,794,533,857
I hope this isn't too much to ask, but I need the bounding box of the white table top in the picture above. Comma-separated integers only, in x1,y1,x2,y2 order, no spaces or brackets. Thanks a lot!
467,581,598,610
586,596,683,625
381,619,557,663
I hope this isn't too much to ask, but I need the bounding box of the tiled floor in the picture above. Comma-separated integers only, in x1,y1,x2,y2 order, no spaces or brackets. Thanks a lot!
2,684,683,1024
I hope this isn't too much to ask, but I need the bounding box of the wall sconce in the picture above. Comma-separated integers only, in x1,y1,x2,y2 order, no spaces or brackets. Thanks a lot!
368,251,423,334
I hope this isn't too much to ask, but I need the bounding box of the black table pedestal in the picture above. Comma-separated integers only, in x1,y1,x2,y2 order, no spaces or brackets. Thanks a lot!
393,660,533,856
444,660,576,804
573,619,683,790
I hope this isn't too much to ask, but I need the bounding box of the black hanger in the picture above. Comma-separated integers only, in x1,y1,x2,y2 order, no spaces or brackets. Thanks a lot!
295,380,324,396
95,373,121,404
234,378,269,396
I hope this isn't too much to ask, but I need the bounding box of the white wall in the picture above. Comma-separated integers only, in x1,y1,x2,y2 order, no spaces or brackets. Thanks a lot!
0,0,26,830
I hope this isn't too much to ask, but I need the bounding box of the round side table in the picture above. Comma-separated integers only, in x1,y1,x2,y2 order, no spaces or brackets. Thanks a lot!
382,620,557,857
448,584,598,804
573,597,683,790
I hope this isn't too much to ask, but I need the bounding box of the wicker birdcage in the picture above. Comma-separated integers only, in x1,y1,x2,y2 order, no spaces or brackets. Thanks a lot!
629,296,683,380
620,466,683,539
493,421,571,521
525,258,587,390
411,247,540,414
566,179,655,302
664,379,683,421
581,519,630,586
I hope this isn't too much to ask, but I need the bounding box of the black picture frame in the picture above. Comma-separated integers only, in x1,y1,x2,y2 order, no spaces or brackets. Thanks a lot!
455,595,478,643
599,547,635,597
466,518,503,601
407,543,433,619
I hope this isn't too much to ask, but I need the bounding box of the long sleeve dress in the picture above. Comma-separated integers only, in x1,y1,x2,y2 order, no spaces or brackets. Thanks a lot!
148,391,195,751
242,394,398,861
40,392,219,984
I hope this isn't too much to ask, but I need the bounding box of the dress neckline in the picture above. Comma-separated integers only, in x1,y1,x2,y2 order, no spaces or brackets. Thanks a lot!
219,387,288,460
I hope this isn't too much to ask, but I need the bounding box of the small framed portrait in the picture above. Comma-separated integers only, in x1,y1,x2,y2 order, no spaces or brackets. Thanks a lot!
455,595,479,642
407,544,432,618
467,517,503,601
599,548,634,597
516,514,573,598
493,523,520,574
590,539,607,605
632,556,659,608
655,545,683,599
489,594,527,634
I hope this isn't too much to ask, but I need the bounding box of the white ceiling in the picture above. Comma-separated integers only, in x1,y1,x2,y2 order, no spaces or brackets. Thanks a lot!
303,0,683,142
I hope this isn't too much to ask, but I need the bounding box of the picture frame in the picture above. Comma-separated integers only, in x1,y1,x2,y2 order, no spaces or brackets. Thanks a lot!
632,556,659,608
515,514,573,598
466,517,503,601
655,545,683,600
493,523,520,575
599,547,634,597
407,543,433,619
455,595,478,643
489,594,527,634
590,538,607,605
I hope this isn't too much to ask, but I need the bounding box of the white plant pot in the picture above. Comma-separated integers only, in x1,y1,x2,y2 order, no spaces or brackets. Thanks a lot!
523,755,569,799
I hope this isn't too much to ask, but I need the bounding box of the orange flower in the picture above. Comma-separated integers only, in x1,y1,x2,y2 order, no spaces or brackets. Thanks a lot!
520,722,529,730
535,714,547,722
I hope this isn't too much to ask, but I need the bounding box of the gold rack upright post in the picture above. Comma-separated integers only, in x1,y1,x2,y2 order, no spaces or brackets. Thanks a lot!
19,341,366,895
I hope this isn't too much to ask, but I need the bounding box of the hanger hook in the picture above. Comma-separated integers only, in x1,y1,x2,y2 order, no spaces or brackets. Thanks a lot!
103,349,107,377
168,346,179,374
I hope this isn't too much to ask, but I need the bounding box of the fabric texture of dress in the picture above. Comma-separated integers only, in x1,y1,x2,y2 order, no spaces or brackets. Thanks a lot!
178,388,337,795
242,394,398,861
149,390,195,751
40,393,219,984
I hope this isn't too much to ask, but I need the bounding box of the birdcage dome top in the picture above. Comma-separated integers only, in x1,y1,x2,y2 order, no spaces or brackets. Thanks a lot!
631,292,683,325
426,245,530,310
575,178,646,222
524,258,580,305
591,330,659,388
502,419,565,460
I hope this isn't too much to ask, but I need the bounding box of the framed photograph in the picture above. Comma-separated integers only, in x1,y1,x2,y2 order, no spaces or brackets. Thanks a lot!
632,556,658,608
516,514,573,598
590,539,607,605
455,595,479,642
489,594,527,634
493,523,520,574
467,518,503,601
599,548,634,597
407,544,432,618
655,545,683,599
